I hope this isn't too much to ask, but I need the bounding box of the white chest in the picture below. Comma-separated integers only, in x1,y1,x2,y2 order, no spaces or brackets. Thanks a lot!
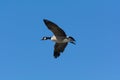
51,36,57,41
51,36,69,43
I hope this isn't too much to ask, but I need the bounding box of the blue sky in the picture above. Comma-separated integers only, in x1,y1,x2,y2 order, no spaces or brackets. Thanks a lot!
0,0,120,80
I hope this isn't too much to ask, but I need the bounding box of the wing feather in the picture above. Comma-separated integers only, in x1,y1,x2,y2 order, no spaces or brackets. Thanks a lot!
43,19,66,37
54,43,68,58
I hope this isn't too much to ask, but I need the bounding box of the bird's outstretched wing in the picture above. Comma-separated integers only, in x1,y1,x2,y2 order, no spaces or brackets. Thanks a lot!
54,43,68,58
43,19,66,37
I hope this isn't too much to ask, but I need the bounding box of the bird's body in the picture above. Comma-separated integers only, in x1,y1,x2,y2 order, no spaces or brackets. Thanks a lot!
51,35,70,43
42,19,75,58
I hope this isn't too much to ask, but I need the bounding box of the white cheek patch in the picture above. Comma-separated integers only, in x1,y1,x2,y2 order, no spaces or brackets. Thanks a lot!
44,37,46,40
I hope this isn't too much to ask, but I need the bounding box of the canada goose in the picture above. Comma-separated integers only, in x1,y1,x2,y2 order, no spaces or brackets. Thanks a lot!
42,19,75,58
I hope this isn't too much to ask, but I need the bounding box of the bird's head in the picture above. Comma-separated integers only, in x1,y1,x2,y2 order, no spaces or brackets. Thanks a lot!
41,36,51,40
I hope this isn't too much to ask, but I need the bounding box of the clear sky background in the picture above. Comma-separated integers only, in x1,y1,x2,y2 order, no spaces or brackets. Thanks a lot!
0,0,120,80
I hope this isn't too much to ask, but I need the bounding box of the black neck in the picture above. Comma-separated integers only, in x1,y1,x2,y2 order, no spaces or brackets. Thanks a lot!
46,37,51,39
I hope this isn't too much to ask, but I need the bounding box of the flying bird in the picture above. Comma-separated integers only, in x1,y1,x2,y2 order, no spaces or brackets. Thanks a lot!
42,19,75,58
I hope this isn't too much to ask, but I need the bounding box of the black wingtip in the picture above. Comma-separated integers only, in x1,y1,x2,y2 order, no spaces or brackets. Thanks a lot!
43,19,48,23
54,52,60,59
43,19,53,25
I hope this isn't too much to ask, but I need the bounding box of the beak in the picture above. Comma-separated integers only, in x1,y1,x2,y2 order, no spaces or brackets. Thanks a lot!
41,37,44,40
